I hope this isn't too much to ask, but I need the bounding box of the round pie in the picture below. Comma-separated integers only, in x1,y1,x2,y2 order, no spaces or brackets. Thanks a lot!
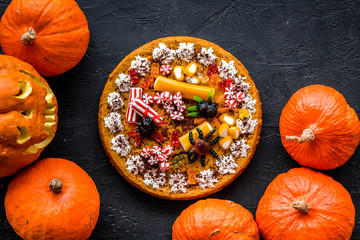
98,36,262,200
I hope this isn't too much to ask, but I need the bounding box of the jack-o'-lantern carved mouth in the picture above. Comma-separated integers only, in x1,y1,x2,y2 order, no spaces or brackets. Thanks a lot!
16,70,57,155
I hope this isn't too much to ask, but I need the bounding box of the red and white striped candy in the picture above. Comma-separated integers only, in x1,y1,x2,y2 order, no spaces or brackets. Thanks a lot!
233,92,245,102
149,146,161,155
163,102,175,114
130,98,163,124
126,87,142,124
176,101,186,113
159,162,170,171
160,91,172,102
173,92,183,106
161,145,174,156
225,99,238,110
170,111,184,121
224,87,234,100
148,155,159,165
141,147,151,158
142,93,154,105
160,65,173,75
157,154,168,163
154,92,163,105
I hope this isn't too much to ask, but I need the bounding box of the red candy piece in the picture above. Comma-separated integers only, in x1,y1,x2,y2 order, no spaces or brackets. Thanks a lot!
218,77,233,89
159,162,170,171
157,154,168,163
154,92,163,104
141,147,151,158
225,99,238,110
209,74,218,88
150,146,161,155
140,76,154,90
170,111,184,121
173,92,183,106
171,130,180,147
142,93,154,105
161,145,174,156
148,155,159,165
224,86,234,100
207,63,218,77
163,102,175,114
128,68,141,84
151,63,160,77
176,101,186,113
160,91,173,102
233,92,245,102
160,65,173,75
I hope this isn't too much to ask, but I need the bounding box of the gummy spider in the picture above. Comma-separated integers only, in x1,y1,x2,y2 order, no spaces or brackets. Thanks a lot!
187,127,219,167
128,117,167,146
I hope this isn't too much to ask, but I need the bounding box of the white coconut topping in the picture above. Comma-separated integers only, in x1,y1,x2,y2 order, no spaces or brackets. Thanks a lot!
152,43,175,64
230,139,251,158
232,76,249,93
115,73,132,92
216,155,238,175
239,95,257,114
197,47,217,67
169,171,189,193
176,42,195,62
107,92,124,111
236,115,258,134
143,169,166,189
126,155,145,175
110,134,131,157
218,60,237,79
104,112,123,133
196,169,218,190
130,55,150,77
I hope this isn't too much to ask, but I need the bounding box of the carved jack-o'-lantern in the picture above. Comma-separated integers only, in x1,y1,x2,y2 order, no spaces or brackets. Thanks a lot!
0,55,58,177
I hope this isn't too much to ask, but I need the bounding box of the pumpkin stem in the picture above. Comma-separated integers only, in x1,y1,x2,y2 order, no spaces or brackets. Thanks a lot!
49,179,63,193
21,27,36,46
291,200,310,214
285,129,315,143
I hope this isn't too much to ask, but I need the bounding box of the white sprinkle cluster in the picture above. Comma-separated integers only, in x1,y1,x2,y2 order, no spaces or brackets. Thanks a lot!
143,169,166,189
110,134,131,157
176,42,195,62
240,95,257,114
152,43,175,64
107,92,124,111
230,139,251,158
218,60,237,79
126,155,145,175
216,155,238,175
236,115,258,134
197,47,216,67
196,169,218,190
169,171,189,193
115,73,132,92
104,112,123,133
232,76,249,93
130,55,150,76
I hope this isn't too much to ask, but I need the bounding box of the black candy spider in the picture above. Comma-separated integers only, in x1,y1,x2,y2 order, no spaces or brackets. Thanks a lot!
187,127,220,167
128,117,167,146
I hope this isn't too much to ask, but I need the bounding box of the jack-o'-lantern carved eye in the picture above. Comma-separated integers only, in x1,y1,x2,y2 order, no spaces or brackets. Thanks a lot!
14,81,32,99
21,109,33,118
17,127,30,144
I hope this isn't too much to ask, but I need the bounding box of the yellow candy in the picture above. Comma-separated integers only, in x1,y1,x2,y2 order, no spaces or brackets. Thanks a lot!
183,63,197,76
229,126,240,139
179,121,213,151
234,109,250,119
219,114,235,126
218,123,229,138
185,76,200,85
154,76,215,101
173,66,184,81
219,136,233,150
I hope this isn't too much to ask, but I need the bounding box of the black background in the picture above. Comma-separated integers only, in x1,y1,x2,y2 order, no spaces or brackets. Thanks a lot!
0,0,359,239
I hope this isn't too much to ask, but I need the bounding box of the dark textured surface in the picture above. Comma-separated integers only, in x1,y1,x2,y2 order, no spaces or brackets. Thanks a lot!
0,0,359,239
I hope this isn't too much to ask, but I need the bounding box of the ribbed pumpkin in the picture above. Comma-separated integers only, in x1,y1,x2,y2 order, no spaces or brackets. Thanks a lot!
256,168,355,240
172,199,260,240
0,54,57,177
0,0,89,76
280,85,360,169
5,158,100,240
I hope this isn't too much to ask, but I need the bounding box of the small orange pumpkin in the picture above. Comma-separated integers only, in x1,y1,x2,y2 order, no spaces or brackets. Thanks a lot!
172,199,260,240
0,54,58,177
280,84,360,169
0,0,90,76
256,168,355,240
5,158,100,240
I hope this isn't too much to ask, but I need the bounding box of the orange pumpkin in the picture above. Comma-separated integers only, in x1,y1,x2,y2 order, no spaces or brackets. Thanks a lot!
172,199,260,240
280,84,360,169
0,54,58,177
5,158,100,240
256,168,355,240
0,0,89,76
